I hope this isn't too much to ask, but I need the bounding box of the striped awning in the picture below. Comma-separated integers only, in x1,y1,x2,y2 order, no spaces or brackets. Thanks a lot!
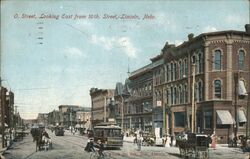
238,109,247,123
216,110,234,125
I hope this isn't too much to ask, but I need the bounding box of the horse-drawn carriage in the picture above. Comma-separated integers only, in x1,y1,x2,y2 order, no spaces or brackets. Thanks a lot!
30,126,52,151
177,133,210,159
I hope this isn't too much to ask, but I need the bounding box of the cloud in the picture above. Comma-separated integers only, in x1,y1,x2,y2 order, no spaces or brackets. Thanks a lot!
117,37,137,58
225,15,247,24
63,47,86,58
75,21,94,31
203,26,217,33
90,35,138,58
152,12,177,31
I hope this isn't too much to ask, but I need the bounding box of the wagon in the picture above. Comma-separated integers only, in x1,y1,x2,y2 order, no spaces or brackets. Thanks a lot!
31,126,52,151
178,133,210,159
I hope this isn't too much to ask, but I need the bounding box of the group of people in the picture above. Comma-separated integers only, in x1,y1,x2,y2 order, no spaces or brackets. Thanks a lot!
230,135,250,152
84,138,104,157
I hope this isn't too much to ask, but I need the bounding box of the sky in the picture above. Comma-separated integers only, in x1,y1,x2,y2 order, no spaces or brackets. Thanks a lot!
1,0,249,119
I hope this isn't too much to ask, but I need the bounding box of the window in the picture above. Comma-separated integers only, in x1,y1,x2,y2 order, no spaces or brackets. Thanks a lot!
173,87,177,104
204,111,212,128
179,61,182,79
183,85,187,103
213,50,221,70
171,87,174,105
192,55,196,64
198,52,203,73
184,59,188,77
174,112,185,127
197,81,203,102
238,50,245,70
167,88,171,105
173,63,176,80
167,64,170,81
179,85,183,104
214,80,221,98
170,63,173,81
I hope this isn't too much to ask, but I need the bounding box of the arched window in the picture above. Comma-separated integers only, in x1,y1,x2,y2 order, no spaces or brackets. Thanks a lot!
167,64,170,81
214,80,221,98
213,50,221,70
179,61,182,79
173,63,177,80
184,59,188,77
197,81,203,102
170,63,173,81
171,87,174,105
167,88,171,105
184,84,188,103
238,50,245,70
179,85,183,104
198,52,203,73
173,87,177,104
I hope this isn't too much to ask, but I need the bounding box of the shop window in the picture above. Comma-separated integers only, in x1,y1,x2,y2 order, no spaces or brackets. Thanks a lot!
174,112,185,127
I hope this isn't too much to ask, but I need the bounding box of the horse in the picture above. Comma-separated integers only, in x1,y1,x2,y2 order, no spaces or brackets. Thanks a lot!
42,135,52,151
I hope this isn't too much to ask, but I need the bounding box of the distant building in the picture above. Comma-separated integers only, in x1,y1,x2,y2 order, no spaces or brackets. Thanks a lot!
37,113,48,126
90,88,115,127
58,105,79,127
75,107,91,130
47,110,61,126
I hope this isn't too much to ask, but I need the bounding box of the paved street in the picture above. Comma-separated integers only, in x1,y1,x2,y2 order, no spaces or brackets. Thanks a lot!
2,130,250,159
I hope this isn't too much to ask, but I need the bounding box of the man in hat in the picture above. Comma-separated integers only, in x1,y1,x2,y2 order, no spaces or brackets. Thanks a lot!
96,140,104,157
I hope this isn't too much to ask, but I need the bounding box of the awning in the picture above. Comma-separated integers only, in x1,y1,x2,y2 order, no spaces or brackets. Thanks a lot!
238,109,247,123
239,80,247,96
216,110,234,125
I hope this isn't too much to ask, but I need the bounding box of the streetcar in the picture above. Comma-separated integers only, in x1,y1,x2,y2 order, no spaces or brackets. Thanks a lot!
93,122,123,148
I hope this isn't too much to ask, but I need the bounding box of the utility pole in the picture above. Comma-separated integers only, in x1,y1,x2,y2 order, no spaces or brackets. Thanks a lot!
14,106,17,139
191,64,196,133
104,97,106,122
1,87,7,148
234,72,239,138
246,93,250,137
162,90,166,136
121,95,124,131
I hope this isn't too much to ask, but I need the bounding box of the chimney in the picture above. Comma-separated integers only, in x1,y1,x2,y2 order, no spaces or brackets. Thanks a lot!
245,24,250,34
188,33,194,41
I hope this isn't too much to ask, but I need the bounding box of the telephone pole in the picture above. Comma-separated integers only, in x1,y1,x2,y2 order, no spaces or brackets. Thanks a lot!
191,64,196,133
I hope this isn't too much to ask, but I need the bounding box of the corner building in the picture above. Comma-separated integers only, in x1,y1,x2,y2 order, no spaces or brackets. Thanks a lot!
151,24,250,144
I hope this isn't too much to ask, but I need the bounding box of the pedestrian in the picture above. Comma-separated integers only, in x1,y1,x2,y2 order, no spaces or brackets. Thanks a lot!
134,134,137,144
137,135,142,151
233,136,238,147
84,138,95,152
170,135,174,146
96,140,104,157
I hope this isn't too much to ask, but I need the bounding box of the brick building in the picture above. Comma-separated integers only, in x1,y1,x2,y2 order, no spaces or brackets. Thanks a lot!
90,88,114,127
150,24,250,143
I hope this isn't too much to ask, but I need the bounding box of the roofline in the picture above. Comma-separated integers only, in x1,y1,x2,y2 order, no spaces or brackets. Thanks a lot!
178,30,250,48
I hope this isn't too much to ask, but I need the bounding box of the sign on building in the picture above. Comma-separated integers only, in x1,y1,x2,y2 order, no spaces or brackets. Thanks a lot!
157,101,162,107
